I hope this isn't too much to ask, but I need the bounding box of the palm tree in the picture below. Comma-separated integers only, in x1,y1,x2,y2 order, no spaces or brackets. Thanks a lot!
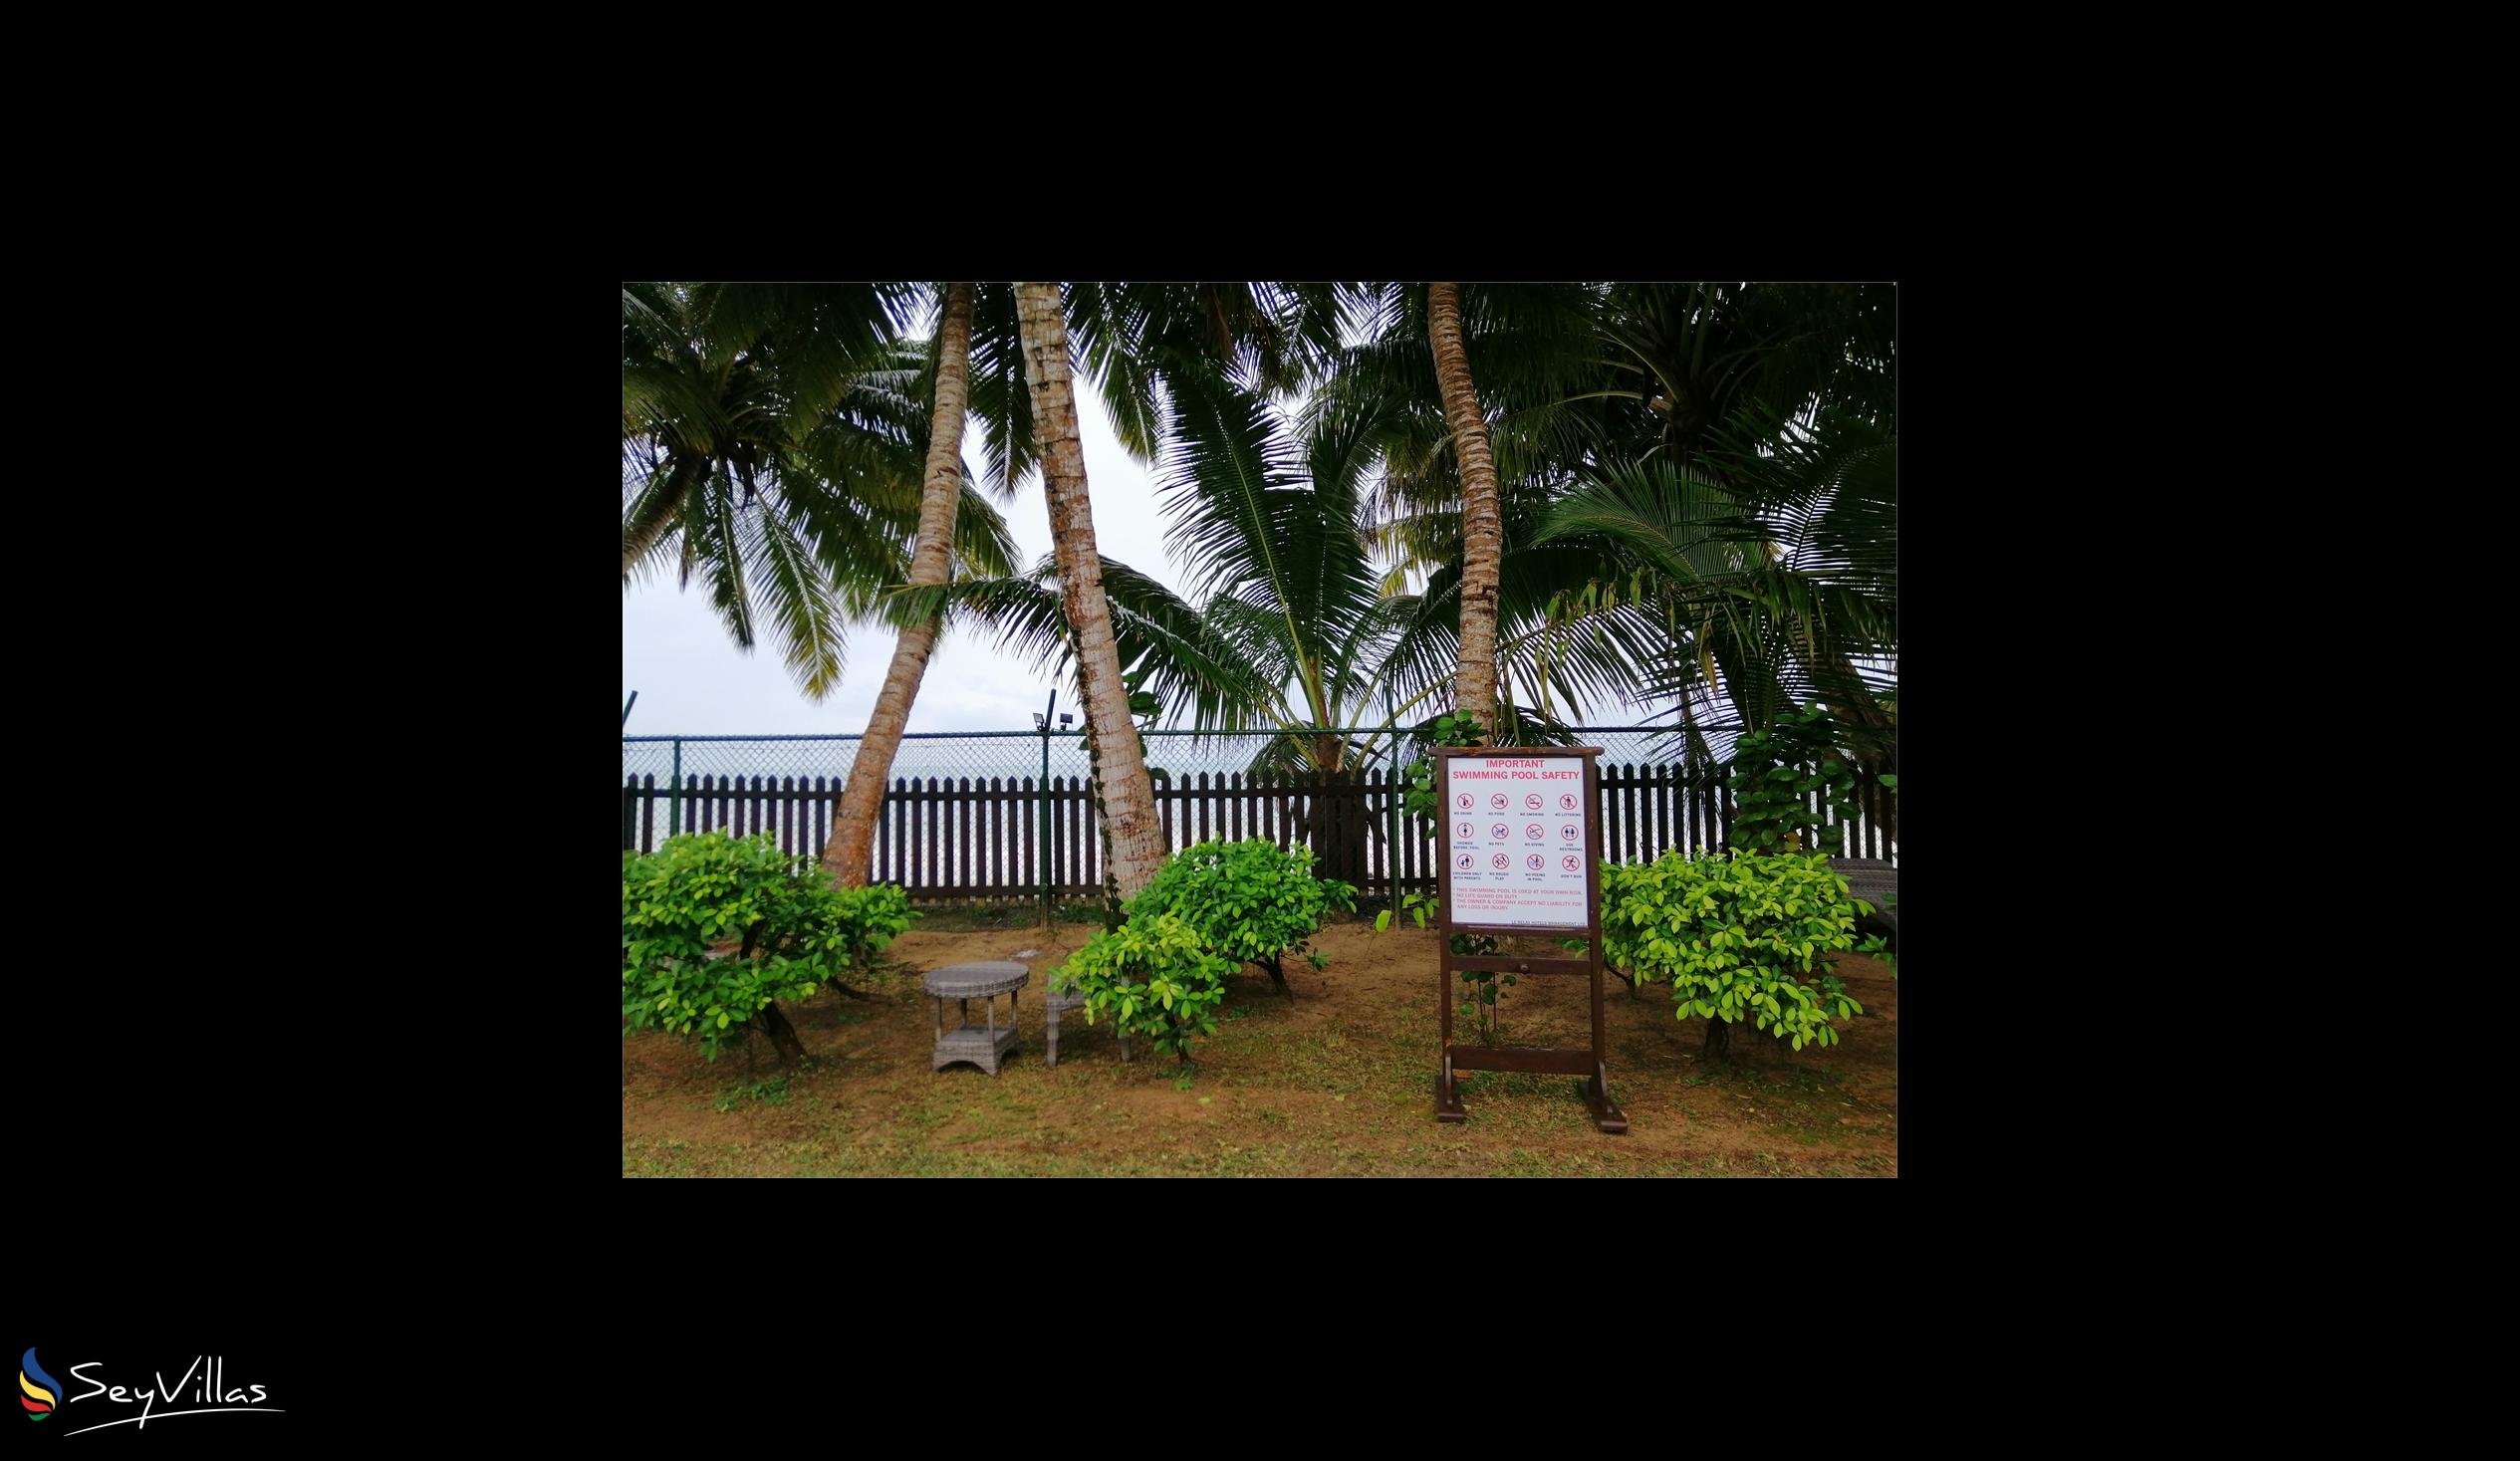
821,282,976,885
1014,282,1170,917
1301,284,1610,737
1537,406,1897,834
1426,282,1508,732
924,368,1616,881
828,282,1340,918
623,281,1015,725
1331,283,1895,751
1560,284,1896,785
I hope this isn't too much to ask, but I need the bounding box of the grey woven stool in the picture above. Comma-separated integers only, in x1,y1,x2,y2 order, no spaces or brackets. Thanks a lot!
922,961,1028,1075
1044,982,1130,1067
1828,856,1898,947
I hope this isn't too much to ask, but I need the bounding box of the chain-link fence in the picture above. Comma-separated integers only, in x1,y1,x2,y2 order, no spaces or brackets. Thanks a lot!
623,724,1893,905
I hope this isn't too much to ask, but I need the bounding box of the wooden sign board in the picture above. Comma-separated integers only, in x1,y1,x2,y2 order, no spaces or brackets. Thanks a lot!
1433,746,1626,1133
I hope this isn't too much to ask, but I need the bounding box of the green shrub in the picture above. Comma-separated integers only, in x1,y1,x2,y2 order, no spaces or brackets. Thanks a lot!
1049,911,1234,1064
826,882,916,981
1726,702,1893,855
1129,838,1356,996
1396,710,1487,822
1599,848,1869,1058
622,832,918,1066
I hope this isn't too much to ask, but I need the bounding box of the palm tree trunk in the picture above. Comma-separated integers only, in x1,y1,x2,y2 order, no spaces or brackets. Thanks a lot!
820,283,976,885
1014,282,1168,919
1428,282,1505,733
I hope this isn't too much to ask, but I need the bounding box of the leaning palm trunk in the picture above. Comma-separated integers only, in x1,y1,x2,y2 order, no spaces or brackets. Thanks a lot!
821,283,976,885
1014,282,1168,921
1428,282,1505,732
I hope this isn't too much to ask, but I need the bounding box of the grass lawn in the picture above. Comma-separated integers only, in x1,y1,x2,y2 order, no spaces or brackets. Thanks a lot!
621,913,1896,1177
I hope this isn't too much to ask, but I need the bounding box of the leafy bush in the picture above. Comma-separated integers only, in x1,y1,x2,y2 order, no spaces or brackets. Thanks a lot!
1397,710,1487,822
1726,702,1893,855
826,883,916,981
1129,838,1356,995
1599,849,1869,1058
622,832,919,1066
1049,911,1234,1063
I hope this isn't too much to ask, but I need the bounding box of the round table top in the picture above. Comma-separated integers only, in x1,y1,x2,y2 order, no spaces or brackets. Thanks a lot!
921,961,1030,998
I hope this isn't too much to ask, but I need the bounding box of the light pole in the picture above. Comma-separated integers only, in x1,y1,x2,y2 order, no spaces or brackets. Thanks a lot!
1036,688,1057,929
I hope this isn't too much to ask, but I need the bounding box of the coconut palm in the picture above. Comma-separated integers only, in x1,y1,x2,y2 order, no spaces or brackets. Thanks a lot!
1427,282,1506,730
1304,283,1613,734
1013,282,1172,915
821,283,977,885
916,367,1633,884
1331,282,1895,758
622,283,1015,700
817,282,1341,916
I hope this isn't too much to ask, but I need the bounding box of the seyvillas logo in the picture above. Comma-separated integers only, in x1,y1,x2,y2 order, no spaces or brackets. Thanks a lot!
21,1348,60,1421
19,1350,282,1435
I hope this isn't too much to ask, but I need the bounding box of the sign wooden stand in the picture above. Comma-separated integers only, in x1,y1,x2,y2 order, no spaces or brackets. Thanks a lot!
1433,745,1626,1133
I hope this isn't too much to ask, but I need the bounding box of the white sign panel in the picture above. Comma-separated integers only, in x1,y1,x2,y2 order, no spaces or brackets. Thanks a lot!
1442,754,1591,928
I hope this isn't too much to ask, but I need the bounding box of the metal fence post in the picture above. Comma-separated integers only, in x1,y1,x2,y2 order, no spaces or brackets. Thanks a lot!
668,737,682,838
1037,688,1056,929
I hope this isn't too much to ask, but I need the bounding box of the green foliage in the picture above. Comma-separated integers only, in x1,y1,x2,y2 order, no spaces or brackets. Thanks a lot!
712,1078,791,1112
1727,703,1868,855
622,283,1018,699
1369,902,1511,1039
1049,912,1234,1063
1131,838,1356,986
1857,890,1897,976
826,882,915,980
1374,889,1440,933
622,832,918,1062
1599,848,1868,1052
1398,711,1488,822
1377,713,1520,1036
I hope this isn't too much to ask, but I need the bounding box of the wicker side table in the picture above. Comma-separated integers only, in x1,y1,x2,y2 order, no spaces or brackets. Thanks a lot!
1045,981,1131,1067
922,961,1029,1075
